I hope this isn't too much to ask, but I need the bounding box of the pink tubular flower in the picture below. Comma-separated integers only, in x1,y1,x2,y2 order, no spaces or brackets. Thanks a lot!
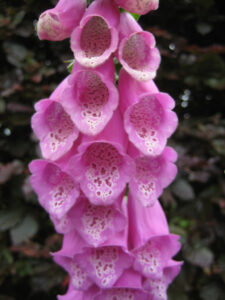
118,12,160,81
114,0,159,15
71,0,120,68
67,111,133,205
54,255,94,291
31,99,79,161
94,268,149,299
119,69,178,156
54,229,132,289
52,194,127,246
29,160,79,219
128,195,181,279
128,144,178,207
37,0,86,41
74,246,133,288
62,58,119,136
143,260,183,300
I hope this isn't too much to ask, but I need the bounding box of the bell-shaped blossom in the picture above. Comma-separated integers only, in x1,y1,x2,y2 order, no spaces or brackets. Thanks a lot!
74,246,133,288
52,194,127,246
67,110,133,205
119,69,178,156
129,144,178,207
54,254,94,291
128,195,181,279
118,13,160,81
62,58,119,136
54,231,93,290
37,0,86,41
143,260,183,300
54,229,132,289
29,160,79,219
114,0,159,15
31,99,79,160
71,0,120,68
94,269,149,299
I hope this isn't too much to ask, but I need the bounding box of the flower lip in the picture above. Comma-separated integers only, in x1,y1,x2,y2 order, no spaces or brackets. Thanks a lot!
67,140,133,206
32,99,79,160
119,31,160,81
62,65,119,136
124,93,178,156
71,14,118,67
29,160,79,219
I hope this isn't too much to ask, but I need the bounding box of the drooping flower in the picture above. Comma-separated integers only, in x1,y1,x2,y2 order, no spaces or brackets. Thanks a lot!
128,144,178,206
54,228,132,289
114,0,159,15
67,110,133,205
37,0,86,41
128,195,181,279
62,57,119,136
31,99,79,161
29,160,79,219
118,12,160,81
119,69,178,156
51,193,127,247
143,260,183,300
71,0,120,68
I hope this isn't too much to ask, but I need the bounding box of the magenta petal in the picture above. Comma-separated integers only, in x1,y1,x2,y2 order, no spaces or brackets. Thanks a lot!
54,254,93,291
74,246,133,288
132,235,181,280
55,230,87,258
119,70,178,156
143,260,182,299
114,0,159,15
67,112,133,205
71,0,119,67
37,0,86,41
62,58,119,135
124,93,178,156
32,99,79,160
119,68,158,115
50,76,70,100
129,145,178,207
118,13,160,81
129,195,169,247
63,194,127,246
29,160,79,219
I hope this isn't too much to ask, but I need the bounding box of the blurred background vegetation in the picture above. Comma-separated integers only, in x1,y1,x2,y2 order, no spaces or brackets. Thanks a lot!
0,0,225,299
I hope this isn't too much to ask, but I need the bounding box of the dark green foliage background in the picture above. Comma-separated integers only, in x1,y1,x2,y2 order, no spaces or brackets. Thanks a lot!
0,0,225,299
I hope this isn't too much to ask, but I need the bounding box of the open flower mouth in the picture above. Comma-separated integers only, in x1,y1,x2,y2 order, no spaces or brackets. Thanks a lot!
76,71,109,133
32,100,78,160
121,32,160,81
125,95,164,155
29,161,79,219
122,33,152,71
83,143,123,202
80,16,111,58
74,246,132,288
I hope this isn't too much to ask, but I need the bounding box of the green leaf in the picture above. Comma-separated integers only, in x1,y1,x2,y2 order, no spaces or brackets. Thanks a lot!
131,13,140,21
66,59,75,73
10,215,38,245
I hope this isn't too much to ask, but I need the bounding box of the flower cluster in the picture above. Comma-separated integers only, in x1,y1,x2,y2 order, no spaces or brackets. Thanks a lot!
30,0,182,299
